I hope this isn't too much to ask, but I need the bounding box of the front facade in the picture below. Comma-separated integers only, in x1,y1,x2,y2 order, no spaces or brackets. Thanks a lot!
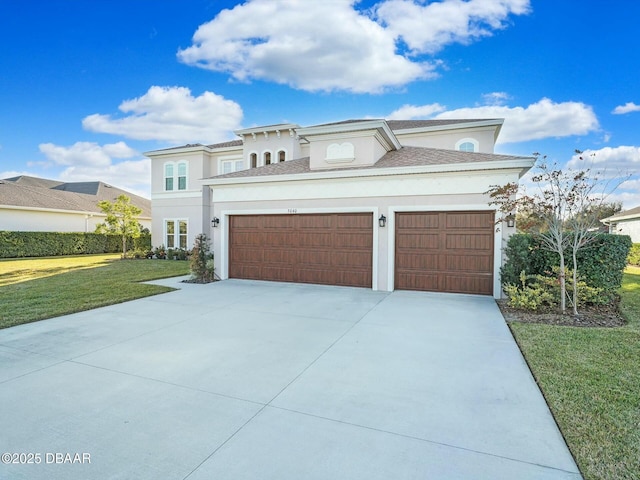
147,119,534,298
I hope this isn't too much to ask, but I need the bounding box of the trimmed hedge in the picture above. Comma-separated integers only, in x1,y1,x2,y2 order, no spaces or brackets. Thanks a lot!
0,231,151,259
501,233,632,293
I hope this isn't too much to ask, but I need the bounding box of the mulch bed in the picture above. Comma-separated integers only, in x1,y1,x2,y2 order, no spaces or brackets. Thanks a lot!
497,297,626,328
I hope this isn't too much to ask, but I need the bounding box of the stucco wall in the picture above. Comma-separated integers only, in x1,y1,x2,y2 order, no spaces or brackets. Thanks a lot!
395,127,497,153
0,207,151,233
611,219,640,243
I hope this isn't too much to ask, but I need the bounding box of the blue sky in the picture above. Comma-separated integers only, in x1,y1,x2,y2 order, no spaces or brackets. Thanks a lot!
1,0,639,204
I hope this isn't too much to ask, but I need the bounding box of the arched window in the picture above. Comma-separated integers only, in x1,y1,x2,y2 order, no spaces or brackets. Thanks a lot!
264,151,272,166
456,138,479,153
278,150,286,162
250,153,257,169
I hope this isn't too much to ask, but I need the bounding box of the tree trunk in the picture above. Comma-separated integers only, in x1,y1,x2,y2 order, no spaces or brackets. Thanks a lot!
572,249,579,316
122,234,127,259
558,251,566,314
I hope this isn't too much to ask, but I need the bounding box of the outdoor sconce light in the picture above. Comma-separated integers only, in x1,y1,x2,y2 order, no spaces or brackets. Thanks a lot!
506,215,515,228
379,215,387,228
212,217,220,228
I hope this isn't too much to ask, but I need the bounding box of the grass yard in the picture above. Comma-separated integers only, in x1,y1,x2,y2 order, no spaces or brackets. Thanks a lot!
0,254,190,329
510,266,640,480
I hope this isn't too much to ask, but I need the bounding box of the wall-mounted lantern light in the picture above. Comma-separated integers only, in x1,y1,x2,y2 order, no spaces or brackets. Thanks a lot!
379,214,387,228
506,214,515,228
212,217,220,228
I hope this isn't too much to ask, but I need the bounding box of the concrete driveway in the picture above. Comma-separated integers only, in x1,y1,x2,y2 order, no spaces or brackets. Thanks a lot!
0,279,581,479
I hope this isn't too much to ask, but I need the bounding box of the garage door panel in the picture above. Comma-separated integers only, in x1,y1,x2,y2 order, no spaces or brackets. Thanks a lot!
446,212,494,229
231,248,262,263
261,266,295,282
396,252,438,270
333,251,372,267
445,233,493,250
396,233,439,249
396,212,440,229
445,275,493,295
445,255,492,272
395,211,494,295
335,232,372,248
297,232,333,247
229,213,372,288
336,215,372,229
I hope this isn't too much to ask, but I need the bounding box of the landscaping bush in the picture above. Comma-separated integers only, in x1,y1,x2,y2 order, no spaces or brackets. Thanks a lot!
501,233,631,294
627,243,640,266
189,234,216,283
0,231,151,258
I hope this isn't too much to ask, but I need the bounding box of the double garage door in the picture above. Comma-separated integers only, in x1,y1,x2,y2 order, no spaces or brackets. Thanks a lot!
229,211,494,295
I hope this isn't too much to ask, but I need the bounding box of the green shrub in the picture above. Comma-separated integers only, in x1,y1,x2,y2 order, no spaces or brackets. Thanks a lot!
627,243,640,266
501,233,631,294
0,231,151,258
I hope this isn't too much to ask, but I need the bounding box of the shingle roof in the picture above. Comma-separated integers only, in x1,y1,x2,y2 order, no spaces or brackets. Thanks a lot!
386,119,500,130
207,139,243,149
0,176,151,217
603,206,640,222
207,146,530,181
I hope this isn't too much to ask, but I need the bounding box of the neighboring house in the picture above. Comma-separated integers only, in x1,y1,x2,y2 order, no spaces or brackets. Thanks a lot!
146,118,534,298
0,176,151,233
601,207,640,243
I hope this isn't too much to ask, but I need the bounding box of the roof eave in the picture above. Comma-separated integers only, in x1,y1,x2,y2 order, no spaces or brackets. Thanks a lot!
204,157,535,187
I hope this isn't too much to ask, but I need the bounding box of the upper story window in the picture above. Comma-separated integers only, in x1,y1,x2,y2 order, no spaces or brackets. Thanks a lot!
221,158,244,174
164,161,188,191
164,164,174,191
264,151,272,166
456,138,479,153
278,150,286,162
250,153,257,169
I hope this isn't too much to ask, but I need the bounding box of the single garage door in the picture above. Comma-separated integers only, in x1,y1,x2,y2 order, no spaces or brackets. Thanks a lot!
395,211,494,295
229,213,373,288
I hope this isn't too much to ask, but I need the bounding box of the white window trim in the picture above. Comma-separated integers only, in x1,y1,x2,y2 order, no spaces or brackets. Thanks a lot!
261,149,273,167
455,138,479,152
276,148,288,162
219,155,245,174
163,161,189,191
164,218,189,249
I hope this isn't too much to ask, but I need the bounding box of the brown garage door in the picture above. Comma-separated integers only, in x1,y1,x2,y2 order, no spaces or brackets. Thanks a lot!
395,211,494,295
229,213,373,288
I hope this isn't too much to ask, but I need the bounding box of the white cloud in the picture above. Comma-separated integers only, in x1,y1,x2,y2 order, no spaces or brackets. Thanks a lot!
435,98,599,143
482,91,511,106
82,86,243,144
177,0,529,93
375,0,531,54
38,141,151,197
388,103,446,120
612,102,640,115
567,146,640,173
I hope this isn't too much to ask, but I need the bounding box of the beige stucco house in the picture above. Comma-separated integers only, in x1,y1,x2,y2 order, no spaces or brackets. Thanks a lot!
146,118,534,298
0,176,151,233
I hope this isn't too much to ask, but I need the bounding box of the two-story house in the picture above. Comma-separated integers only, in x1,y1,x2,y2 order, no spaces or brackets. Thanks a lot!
146,118,534,297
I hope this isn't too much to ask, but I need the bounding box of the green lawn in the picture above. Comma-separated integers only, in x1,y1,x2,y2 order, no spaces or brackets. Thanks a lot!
0,254,190,329
510,266,640,480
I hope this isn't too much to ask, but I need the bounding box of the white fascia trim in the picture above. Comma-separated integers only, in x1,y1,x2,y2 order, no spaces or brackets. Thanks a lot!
297,120,402,150
392,119,504,136
204,158,535,186
385,205,502,298
217,206,380,290
602,214,640,223
145,143,243,158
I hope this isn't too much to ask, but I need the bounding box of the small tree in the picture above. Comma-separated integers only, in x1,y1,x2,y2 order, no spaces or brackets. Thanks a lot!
189,233,216,283
95,194,143,258
488,153,627,315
